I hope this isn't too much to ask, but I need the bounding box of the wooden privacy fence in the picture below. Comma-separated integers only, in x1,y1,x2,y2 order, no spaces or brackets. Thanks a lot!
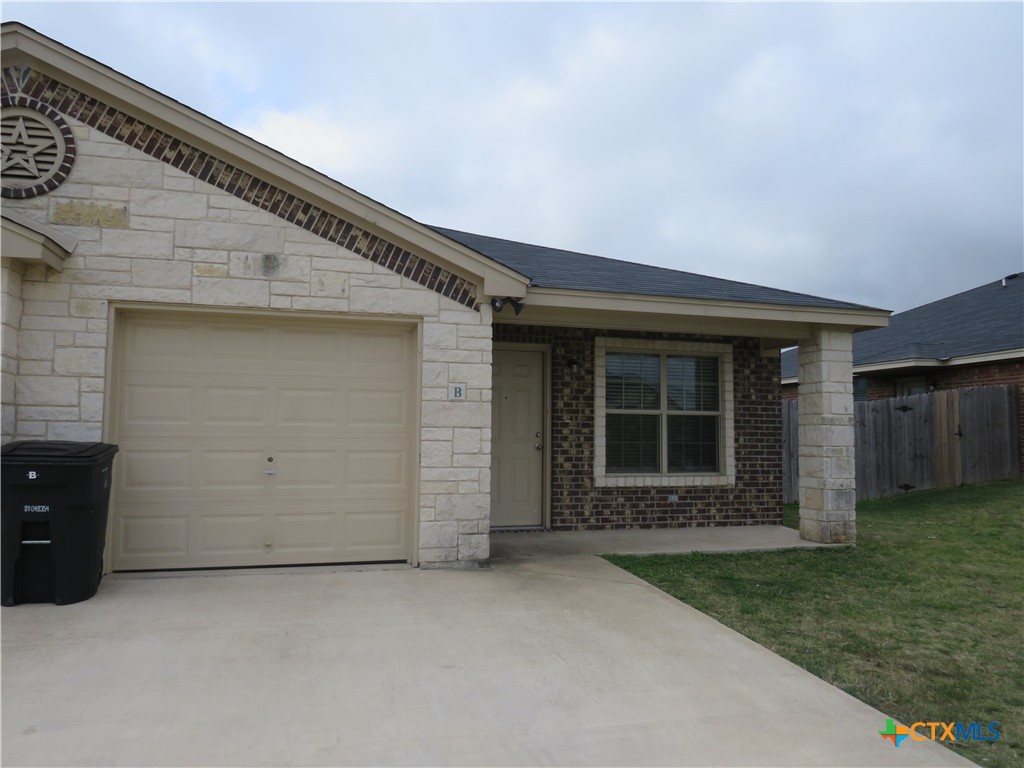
783,384,1021,503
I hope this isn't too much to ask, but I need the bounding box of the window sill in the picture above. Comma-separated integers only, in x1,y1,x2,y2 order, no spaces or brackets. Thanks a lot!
594,471,735,488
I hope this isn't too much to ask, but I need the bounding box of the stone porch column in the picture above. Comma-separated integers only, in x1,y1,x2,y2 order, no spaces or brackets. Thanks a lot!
797,328,856,543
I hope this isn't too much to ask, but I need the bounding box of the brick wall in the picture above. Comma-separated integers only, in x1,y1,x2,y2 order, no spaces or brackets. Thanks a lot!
869,359,1024,393
866,381,896,399
493,324,783,528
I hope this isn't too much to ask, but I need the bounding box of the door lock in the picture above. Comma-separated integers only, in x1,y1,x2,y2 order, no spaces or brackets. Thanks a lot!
535,443,543,450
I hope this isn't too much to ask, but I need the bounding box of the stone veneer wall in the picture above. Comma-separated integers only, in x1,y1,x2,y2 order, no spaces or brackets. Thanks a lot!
1,260,24,444
2,115,492,566
493,324,783,528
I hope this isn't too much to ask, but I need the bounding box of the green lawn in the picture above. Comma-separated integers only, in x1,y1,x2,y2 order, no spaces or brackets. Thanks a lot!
605,480,1024,768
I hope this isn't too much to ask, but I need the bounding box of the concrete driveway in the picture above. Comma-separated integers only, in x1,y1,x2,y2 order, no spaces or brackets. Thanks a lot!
2,555,970,767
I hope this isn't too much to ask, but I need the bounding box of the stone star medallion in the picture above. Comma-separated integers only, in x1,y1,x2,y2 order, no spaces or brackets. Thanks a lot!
1,99,77,199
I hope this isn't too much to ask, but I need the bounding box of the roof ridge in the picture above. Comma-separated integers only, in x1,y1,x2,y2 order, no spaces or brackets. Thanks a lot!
896,272,1023,315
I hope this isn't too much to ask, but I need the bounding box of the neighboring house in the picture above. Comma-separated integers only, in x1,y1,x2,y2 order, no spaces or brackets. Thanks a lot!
781,273,1024,399
0,24,888,572
780,275,1024,464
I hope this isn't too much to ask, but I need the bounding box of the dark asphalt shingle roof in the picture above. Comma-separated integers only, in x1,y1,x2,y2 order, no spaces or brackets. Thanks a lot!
781,273,1024,379
432,226,878,311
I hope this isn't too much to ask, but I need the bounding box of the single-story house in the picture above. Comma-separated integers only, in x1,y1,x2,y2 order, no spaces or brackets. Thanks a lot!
1,23,888,571
781,274,1024,469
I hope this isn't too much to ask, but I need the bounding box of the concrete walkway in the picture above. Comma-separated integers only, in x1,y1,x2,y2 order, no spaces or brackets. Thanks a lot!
490,523,842,559
2,553,971,767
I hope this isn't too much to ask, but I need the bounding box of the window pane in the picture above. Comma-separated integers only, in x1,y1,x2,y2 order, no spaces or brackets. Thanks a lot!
667,415,719,472
853,377,869,402
666,355,719,411
606,353,660,410
607,414,659,472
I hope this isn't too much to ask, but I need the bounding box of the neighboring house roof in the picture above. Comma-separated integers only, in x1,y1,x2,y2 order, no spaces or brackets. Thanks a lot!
433,227,876,312
781,273,1024,380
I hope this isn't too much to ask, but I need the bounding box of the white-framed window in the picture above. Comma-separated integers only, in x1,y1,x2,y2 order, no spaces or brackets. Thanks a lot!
897,377,928,396
594,338,735,488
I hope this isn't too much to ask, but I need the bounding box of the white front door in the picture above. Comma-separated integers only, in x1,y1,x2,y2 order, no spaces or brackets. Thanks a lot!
491,349,544,527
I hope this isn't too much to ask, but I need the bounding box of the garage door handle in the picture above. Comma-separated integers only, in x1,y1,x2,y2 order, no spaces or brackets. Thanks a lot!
264,469,277,476
22,540,51,545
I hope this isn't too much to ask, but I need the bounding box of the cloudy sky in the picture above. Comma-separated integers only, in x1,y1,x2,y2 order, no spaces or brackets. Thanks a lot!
4,2,1022,313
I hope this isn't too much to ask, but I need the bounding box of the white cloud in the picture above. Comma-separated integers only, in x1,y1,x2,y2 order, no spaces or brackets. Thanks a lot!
240,107,384,181
713,47,810,132
3,1,1019,312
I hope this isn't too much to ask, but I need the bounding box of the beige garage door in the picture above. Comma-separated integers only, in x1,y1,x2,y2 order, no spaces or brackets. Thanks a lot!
112,311,415,570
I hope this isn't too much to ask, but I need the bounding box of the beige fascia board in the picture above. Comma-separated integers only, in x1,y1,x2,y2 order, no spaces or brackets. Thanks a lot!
1,210,75,270
2,24,529,298
518,287,889,333
852,348,1024,375
501,303,811,343
781,347,1024,384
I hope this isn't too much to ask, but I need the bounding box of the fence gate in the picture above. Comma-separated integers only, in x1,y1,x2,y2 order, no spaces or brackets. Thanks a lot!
783,384,1021,503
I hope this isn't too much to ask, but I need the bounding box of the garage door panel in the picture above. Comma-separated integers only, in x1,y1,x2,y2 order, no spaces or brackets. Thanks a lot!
203,387,271,427
349,329,409,368
271,512,337,553
123,321,196,368
347,450,407,491
201,450,271,490
345,505,406,552
279,327,344,366
348,389,408,428
200,513,265,555
274,450,338,489
119,514,190,558
205,324,269,364
122,384,194,428
113,312,415,570
277,388,340,427
120,449,192,492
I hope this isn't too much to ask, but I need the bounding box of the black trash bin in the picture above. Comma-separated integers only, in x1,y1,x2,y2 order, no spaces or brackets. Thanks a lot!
1,441,119,606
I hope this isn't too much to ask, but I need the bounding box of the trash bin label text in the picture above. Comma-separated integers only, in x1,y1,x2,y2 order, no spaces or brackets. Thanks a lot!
27,471,39,479
23,505,49,513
